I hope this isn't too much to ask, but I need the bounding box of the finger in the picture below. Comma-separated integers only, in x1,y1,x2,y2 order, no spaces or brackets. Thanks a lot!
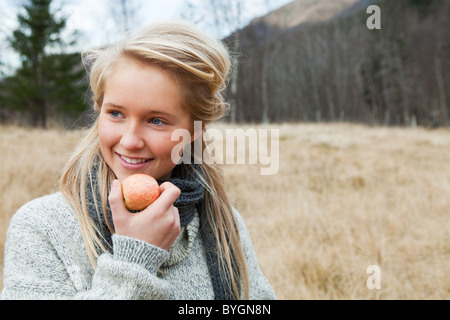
145,182,181,215
159,181,181,200
171,205,181,231
164,205,181,239
108,179,129,223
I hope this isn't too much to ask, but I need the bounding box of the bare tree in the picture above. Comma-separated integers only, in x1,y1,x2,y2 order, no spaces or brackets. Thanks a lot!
435,57,448,126
204,0,245,122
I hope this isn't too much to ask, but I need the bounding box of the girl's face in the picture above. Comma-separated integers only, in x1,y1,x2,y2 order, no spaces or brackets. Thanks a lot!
98,57,192,181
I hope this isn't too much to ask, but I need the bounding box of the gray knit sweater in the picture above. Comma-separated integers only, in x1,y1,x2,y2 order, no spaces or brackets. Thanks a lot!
1,192,276,300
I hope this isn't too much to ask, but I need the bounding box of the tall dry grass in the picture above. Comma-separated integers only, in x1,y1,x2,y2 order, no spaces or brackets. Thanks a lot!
1,123,449,299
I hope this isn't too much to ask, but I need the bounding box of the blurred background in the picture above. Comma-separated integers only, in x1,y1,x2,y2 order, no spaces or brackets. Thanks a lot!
1,0,449,128
1,0,450,299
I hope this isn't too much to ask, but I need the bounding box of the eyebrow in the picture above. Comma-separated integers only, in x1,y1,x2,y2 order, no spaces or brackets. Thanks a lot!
103,102,174,118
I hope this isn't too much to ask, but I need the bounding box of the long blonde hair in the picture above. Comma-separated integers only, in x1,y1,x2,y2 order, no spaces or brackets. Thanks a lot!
60,21,249,299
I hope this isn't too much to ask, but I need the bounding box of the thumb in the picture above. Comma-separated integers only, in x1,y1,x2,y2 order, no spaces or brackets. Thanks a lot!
147,182,181,214
108,179,129,224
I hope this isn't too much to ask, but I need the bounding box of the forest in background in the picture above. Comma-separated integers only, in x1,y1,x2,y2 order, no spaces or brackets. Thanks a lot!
226,0,450,126
0,0,449,128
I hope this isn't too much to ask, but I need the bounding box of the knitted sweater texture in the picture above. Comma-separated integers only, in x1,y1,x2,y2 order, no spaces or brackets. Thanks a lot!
1,192,276,300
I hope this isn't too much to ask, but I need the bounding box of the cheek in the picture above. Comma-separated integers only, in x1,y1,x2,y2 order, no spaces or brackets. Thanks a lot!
98,118,119,154
148,133,179,159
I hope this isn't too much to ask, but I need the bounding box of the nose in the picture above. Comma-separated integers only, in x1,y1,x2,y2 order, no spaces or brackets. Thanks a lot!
120,122,145,151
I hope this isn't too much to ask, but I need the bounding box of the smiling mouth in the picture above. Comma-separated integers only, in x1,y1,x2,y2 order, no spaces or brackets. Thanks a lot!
118,153,152,164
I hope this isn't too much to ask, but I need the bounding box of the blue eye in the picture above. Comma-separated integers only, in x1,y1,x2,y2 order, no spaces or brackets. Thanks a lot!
110,111,121,118
150,118,163,125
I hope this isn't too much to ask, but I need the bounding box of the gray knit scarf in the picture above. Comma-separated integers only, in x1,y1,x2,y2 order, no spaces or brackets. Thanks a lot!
85,163,237,300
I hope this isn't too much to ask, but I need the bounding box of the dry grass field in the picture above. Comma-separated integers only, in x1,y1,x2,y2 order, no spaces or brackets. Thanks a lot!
1,123,449,299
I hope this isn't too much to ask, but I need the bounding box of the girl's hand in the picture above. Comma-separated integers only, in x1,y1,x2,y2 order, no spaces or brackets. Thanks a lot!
108,179,181,251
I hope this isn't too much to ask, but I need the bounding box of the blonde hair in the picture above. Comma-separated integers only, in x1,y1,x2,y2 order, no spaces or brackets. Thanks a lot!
60,20,249,299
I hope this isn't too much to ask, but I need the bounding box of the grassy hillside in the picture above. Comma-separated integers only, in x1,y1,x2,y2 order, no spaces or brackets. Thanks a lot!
1,123,449,299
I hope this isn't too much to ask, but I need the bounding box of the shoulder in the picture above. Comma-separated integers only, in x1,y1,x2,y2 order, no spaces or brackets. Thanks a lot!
5,192,85,266
231,208,277,299
8,192,78,235
232,207,249,233
231,207,254,248
11,192,74,221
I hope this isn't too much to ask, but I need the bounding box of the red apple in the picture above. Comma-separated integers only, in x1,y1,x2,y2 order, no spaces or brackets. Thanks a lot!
121,174,160,211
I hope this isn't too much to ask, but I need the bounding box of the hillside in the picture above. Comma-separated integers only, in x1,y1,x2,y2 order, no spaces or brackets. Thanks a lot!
226,0,450,126
230,0,370,47
250,0,361,30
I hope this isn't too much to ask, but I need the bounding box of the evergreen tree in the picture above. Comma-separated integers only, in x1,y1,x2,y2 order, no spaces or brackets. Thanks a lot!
2,0,86,128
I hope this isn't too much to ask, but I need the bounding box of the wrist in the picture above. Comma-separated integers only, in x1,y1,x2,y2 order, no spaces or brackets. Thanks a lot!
112,234,169,274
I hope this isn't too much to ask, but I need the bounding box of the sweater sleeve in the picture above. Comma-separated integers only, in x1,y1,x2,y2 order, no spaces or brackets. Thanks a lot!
233,209,277,300
1,201,170,300
76,235,171,300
